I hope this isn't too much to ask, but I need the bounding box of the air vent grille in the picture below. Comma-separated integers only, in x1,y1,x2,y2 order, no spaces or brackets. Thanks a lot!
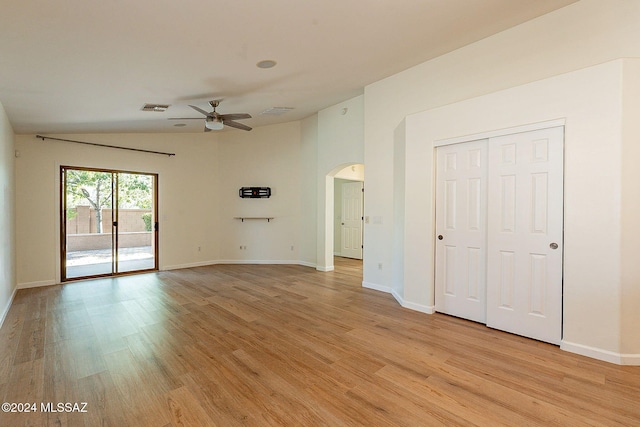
141,103,170,112
260,107,294,116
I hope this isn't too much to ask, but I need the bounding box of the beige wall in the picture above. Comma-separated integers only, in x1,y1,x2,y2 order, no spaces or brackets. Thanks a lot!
216,121,303,263
14,132,222,286
363,0,640,364
0,100,16,327
14,121,314,286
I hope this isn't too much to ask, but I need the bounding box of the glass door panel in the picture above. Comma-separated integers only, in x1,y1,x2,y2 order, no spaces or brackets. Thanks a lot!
116,172,156,273
63,169,115,280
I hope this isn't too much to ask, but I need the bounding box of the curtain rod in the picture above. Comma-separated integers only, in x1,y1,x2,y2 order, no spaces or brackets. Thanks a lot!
36,135,176,157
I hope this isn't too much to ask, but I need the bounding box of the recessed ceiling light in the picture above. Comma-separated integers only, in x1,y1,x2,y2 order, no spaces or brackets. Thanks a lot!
173,123,186,127
256,60,277,69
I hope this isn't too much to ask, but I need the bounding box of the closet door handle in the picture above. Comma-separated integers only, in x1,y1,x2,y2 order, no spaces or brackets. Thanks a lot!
550,242,558,250
437,235,443,240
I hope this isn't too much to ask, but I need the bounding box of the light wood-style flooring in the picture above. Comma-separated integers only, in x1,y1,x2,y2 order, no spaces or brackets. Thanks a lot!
1,258,639,426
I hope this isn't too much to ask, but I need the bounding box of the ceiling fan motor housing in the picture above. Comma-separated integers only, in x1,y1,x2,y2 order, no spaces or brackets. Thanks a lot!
205,116,224,130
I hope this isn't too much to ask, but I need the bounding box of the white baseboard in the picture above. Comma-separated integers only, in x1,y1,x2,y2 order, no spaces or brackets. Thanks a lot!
362,281,392,293
561,340,640,366
17,279,56,289
162,260,219,270
397,298,436,315
0,286,18,330
164,260,318,271
298,260,317,269
316,265,334,272
363,281,435,314
217,259,308,266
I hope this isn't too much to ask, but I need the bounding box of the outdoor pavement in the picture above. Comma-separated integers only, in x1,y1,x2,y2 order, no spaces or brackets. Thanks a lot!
66,246,155,278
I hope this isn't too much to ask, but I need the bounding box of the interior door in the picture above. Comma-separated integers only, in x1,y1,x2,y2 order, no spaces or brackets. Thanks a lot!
486,127,564,344
435,140,488,323
341,181,364,259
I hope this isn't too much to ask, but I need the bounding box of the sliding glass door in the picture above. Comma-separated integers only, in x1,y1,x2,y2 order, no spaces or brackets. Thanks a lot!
61,166,158,281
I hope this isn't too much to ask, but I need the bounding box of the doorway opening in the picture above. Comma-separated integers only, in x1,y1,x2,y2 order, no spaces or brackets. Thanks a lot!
61,166,159,281
325,163,364,275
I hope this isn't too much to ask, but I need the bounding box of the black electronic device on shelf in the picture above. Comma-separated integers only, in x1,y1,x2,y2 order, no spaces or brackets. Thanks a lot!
239,187,271,198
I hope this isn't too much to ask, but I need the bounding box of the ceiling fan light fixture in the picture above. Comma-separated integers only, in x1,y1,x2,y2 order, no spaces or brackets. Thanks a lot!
205,117,224,130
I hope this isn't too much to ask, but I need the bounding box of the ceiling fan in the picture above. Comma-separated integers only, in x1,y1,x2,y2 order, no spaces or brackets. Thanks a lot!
169,100,252,131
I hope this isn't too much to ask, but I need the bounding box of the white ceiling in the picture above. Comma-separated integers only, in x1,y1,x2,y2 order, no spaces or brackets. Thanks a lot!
0,0,576,134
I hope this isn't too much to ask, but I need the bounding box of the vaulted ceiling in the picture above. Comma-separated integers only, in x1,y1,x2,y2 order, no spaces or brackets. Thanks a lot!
0,0,576,134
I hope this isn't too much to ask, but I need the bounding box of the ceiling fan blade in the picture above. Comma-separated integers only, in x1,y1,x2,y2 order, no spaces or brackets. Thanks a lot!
167,117,202,120
220,113,251,121
224,120,252,131
189,105,212,117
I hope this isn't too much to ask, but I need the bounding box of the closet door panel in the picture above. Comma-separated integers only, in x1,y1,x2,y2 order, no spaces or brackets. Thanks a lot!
486,127,564,345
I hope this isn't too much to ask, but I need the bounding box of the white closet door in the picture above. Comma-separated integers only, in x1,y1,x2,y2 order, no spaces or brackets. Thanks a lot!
435,140,488,323
486,127,564,344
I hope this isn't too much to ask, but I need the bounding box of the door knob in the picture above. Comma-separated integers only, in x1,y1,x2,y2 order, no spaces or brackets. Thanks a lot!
438,235,443,240
550,242,558,250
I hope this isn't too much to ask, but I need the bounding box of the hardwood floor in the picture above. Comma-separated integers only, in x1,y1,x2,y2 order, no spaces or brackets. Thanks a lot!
1,258,639,426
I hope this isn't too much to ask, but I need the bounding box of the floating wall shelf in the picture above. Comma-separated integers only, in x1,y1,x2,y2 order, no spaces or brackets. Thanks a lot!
234,217,274,222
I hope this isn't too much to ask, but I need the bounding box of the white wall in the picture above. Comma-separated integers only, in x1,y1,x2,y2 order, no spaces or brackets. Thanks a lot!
0,100,16,327
620,59,640,356
362,0,640,364
363,0,640,293
316,95,364,270
300,115,319,266
217,122,303,263
402,60,635,363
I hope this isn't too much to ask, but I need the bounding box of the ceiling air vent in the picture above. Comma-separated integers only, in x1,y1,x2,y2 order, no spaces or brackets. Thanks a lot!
260,107,294,116
141,103,170,112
